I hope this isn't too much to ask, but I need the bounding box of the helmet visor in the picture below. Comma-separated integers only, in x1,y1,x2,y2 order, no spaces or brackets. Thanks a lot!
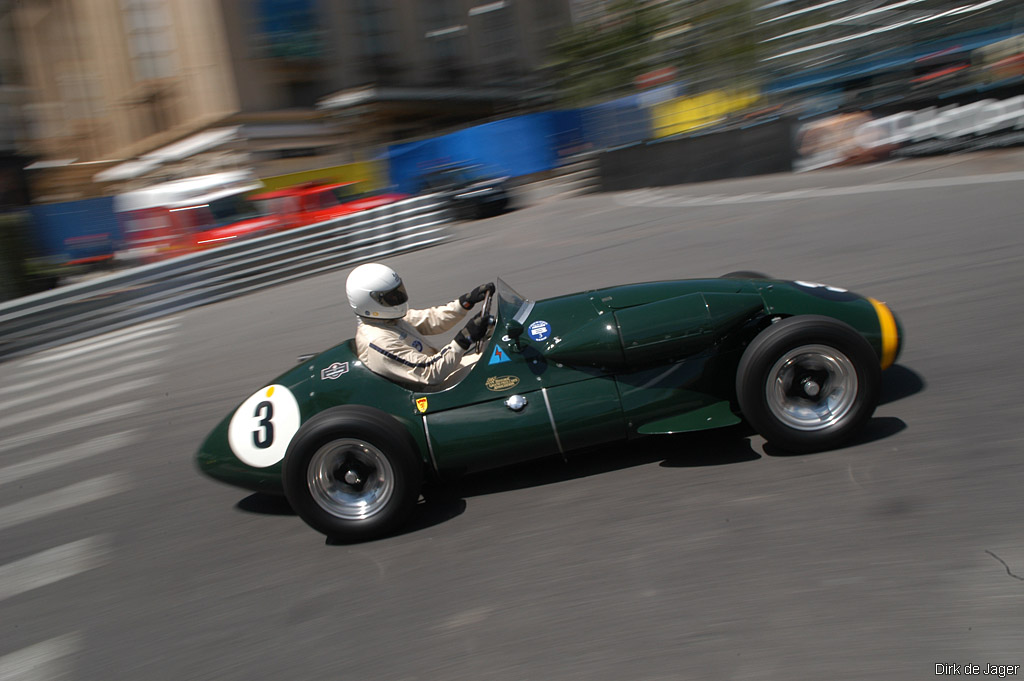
371,282,408,308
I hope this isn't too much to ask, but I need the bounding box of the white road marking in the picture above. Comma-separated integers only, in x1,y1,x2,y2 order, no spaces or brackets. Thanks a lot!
0,377,157,431
0,474,130,533
715,192,764,203
3,345,171,384
0,633,80,681
0,402,149,455
614,170,1024,208
22,324,178,366
0,536,109,602
20,316,178,358
0,433,138,487
0,361,163,413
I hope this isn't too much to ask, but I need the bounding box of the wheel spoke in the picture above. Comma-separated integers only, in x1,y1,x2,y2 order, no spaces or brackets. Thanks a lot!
765,344,857,431
307,439,394,520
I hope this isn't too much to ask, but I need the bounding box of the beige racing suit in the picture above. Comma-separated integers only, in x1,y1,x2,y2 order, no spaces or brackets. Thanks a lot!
355,300,473,389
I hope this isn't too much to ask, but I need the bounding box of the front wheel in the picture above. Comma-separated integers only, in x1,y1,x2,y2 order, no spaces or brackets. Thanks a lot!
736,316,880,453
282,406,423,541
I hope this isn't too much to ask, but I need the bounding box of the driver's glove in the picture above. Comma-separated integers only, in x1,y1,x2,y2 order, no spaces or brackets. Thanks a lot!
454,313,490,350
459,282,495,310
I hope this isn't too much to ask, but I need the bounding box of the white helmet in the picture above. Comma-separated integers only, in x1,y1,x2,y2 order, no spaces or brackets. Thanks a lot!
346,263,409,319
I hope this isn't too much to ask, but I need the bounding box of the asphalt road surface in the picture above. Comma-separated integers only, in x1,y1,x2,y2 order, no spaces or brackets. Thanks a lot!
2,150,1023,681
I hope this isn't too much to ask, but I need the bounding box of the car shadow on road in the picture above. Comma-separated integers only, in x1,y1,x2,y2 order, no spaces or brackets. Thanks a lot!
236,493,295,516
323,497,469,545
234,490,468,545
757,363,918,457
387,497,469,540
762,415,907,457
879,364,924,405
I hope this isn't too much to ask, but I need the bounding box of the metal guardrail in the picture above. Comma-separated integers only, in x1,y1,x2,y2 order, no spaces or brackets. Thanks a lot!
0,194,452,361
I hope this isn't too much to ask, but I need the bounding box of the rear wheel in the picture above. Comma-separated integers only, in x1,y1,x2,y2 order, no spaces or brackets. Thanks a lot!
736,316,880,452
720,270,771,279
282,407,423,541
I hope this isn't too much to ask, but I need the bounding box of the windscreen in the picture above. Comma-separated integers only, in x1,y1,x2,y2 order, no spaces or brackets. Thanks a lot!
496,277,531,326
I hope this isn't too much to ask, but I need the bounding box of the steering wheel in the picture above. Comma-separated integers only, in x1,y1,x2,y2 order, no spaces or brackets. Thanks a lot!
475,290,495,354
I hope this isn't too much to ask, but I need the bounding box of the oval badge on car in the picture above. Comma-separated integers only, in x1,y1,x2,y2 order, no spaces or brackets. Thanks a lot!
485,376,520,392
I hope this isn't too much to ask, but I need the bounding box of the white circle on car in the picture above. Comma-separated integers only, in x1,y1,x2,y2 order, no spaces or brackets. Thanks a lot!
228,384,301,468
795,280,848,293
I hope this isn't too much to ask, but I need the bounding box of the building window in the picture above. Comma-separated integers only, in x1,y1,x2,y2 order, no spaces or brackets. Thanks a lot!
286,80,320,108
478,4,518,79
423,0,467,83
354,0,399,81
121,0,177,81
254,0,323,61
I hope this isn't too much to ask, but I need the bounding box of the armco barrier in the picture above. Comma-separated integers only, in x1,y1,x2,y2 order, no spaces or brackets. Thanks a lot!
0,194,452,361
598,117,796,192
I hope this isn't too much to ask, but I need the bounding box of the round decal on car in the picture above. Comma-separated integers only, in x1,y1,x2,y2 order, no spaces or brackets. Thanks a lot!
528,320,552,341
227,384,301,468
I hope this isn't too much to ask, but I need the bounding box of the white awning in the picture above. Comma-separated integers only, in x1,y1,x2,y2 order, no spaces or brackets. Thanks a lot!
141,126,243,162
114,170,262,212
24,158,77,170
94,126,243,183
318,86,377,111
94,158,163,182
167,182,262,209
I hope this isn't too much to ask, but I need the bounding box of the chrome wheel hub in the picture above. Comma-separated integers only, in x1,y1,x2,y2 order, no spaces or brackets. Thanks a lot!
766,344,857,431
307,439,394,520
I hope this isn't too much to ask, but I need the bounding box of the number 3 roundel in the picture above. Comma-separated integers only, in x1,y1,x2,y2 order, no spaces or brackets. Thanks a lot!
228,384,301,468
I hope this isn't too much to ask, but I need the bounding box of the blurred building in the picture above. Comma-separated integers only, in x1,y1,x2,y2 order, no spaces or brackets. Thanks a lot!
310,0,572,149
5,0,573,200
0,0,31,206
13,0,1015,203
755,0,1024,109
550,1,1023,116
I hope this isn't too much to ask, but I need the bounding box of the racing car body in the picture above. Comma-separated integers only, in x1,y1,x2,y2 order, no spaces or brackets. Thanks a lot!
417,163,510,219
249,182,408,231
197,275,903,541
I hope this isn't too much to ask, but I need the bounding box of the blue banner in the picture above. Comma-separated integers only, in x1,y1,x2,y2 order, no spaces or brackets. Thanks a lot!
29,196,120,263
387,111,591,194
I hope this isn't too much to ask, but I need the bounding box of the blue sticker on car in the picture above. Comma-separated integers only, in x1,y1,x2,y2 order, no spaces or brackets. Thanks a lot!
528,320,551,342
488,345,510,365
412,339,423,352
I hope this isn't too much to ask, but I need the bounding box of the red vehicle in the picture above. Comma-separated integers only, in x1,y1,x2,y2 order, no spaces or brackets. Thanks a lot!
114,170,277,264
249,181,408,231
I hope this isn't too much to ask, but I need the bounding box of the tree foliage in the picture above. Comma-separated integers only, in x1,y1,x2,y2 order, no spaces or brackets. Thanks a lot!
547,0,763,106
548,1,670,106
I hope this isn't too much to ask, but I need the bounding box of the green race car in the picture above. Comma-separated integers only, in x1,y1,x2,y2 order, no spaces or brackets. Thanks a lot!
197,274,903,541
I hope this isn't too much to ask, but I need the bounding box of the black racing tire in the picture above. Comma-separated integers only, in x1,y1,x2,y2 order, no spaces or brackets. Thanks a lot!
736,315,880,453
720,270,771,279
282,406,423,542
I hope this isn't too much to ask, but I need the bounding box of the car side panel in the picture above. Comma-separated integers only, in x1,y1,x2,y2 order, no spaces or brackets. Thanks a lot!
613,348,742,436
543,377,628,453
425,390,560,477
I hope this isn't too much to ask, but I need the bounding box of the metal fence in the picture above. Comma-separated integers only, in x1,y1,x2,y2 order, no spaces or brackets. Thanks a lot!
0,194,452,361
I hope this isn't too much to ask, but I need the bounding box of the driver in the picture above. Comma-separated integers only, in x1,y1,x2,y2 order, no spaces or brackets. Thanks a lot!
346,262,494,389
